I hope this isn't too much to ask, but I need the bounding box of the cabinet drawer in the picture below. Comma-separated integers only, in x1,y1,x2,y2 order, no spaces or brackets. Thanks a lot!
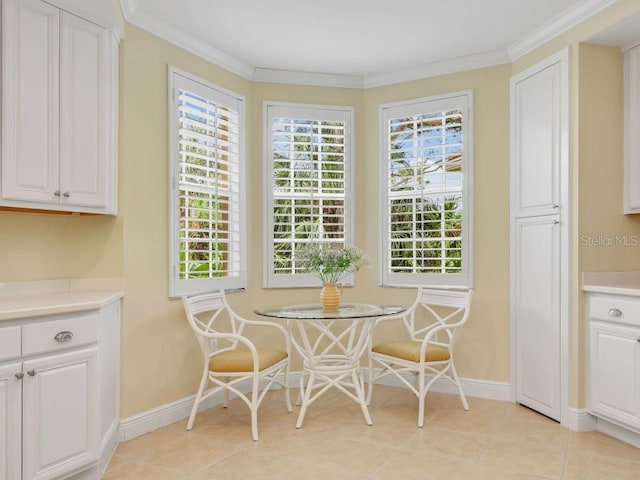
22,314,98,356
0,325,21,361
589,295,640,326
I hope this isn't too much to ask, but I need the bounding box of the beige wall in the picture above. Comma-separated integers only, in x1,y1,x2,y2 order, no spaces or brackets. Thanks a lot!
0,211,121,280
364,65,512,382
2,1,640,418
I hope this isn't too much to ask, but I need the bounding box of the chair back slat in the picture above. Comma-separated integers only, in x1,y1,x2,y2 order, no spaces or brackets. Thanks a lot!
417,288,470,309
186,292,227,316
183,291,242,355
410,287,473,342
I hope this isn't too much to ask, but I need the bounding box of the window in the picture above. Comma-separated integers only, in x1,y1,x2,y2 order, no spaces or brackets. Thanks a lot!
380,91,473,287
168,67,246,297
264,103,354,288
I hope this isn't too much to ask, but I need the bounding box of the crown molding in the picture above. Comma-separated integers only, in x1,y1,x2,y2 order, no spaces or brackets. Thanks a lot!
119,0,138,19
122,4,255,80
508,0,620,60
253,48,510,89
364,49,510,88
118,0,619,89
253,68,364,89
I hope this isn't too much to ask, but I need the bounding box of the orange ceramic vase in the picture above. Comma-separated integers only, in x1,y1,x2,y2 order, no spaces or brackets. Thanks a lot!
320,283,342,312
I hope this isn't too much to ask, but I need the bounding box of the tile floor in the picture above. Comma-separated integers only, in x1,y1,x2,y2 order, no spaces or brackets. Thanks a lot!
104,385,640,479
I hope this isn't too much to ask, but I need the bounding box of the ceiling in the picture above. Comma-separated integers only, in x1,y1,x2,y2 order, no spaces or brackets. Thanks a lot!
120,0,625,87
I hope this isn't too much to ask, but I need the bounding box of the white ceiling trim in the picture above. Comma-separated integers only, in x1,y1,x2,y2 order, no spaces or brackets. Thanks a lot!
363,49,510,89
119,0,138,20
508,0,620,60
120,0,621,89
253,69,364,89
120,1,255,80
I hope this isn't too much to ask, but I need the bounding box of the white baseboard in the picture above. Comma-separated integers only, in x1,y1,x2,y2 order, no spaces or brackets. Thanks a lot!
565,407,597,432
368,368,512,402
119,389,224,442
118,370,508,442
116,372,640,451
595,417,640,447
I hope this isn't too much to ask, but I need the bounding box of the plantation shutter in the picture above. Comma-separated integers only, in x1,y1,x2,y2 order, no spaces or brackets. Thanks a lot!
380,92,473,287
264,103,354,288
169,68,246,296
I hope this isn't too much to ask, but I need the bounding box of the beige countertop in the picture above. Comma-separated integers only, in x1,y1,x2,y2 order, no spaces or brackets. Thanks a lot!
0,279,123,321
582,272,640,296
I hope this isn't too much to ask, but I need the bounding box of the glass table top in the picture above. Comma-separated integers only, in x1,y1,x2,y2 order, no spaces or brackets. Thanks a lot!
255,303,405,320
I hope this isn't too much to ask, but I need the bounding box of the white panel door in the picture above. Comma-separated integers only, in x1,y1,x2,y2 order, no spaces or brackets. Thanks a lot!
512,61,562,218
1,0,59,203
59,11,110,208
22,348,98,480
0,363,21,480
511,49,568,424
514,216,561,420
589,321,640,428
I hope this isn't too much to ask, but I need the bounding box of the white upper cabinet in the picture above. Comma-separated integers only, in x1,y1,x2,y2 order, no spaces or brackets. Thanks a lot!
624,44,640,214
0,0,118,215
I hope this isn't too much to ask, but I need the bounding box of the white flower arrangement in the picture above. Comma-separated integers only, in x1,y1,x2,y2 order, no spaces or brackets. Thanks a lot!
298,243,369,284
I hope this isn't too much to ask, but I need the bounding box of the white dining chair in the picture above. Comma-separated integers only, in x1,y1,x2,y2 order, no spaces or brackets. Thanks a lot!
182,291,292,441
367,287,473,427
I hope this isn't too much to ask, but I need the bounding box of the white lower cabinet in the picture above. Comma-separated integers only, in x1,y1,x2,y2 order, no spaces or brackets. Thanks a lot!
23,348,98,480
588,294,640,433
0,300,120,480
0,362,22,480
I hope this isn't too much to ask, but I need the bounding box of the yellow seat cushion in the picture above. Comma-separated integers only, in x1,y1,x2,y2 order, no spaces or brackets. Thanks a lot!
209,348,288,373
372,341,450,363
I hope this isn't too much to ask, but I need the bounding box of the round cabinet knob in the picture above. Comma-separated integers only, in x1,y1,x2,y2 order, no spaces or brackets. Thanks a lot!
608,308,622,317
62,191,70,198
14,372,24,380
27,369,36,377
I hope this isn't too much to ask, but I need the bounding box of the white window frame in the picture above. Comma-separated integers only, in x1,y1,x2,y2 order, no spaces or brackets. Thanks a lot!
379,90,473,288
168,66,247,297
263,102,355,288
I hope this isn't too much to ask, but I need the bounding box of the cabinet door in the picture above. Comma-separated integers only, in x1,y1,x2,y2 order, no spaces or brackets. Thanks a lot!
511,59,564,218
59,12,112,209
0,363,22,480
625,45,640,213
514,215,561,420
589,320,640,428
22,348,98,480
1,0,60,203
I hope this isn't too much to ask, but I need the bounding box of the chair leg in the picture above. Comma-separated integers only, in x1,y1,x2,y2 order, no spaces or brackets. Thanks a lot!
284,362,293,412
450,362,469,410
251,377,260,441
187,370,209,430
417,372,426,428
223,378,230,408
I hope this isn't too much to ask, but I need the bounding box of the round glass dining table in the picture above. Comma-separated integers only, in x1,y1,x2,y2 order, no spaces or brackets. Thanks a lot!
255,303,405,428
